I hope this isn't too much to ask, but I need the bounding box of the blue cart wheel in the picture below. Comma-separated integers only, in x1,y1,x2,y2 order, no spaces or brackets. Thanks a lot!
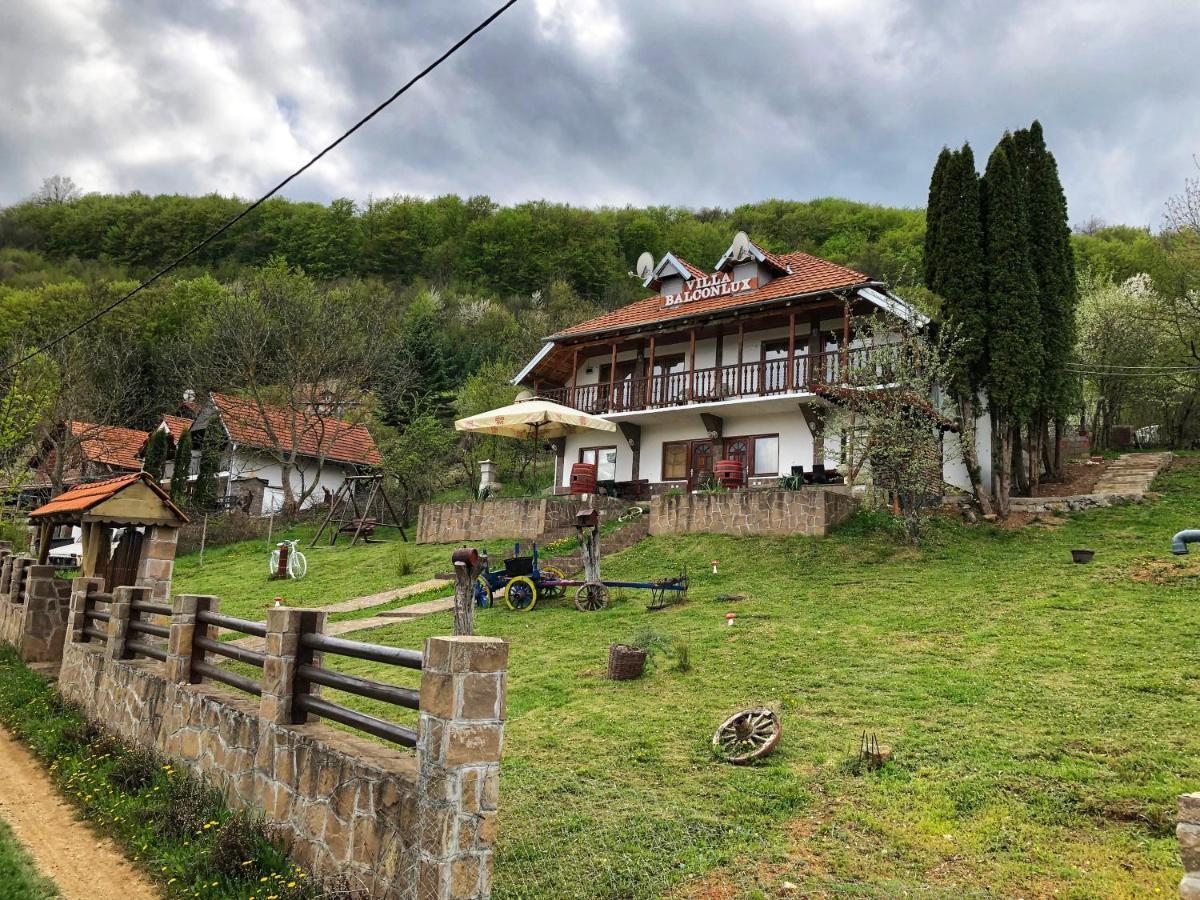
474,575,494,608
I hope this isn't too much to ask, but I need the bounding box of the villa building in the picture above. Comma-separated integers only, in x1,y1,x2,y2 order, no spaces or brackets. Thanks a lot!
514,232,992,496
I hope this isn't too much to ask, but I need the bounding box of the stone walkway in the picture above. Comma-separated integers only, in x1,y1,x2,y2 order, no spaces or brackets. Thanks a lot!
1010,451,1173,513
225,579,453,650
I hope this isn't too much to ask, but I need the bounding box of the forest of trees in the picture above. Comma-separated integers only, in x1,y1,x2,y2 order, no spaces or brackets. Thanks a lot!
0,178,1194,518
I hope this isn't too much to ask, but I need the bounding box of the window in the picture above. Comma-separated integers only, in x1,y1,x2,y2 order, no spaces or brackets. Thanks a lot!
662,442,688,480
753,435,779,476
580,446,617,481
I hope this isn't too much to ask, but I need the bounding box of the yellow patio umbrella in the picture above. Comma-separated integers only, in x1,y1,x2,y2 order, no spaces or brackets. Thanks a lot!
454,393,617,486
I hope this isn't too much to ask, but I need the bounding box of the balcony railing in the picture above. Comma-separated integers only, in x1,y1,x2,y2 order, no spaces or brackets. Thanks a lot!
544,346,891,414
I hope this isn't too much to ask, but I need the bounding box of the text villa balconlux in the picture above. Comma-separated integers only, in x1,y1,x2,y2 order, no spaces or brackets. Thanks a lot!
663,273,758,308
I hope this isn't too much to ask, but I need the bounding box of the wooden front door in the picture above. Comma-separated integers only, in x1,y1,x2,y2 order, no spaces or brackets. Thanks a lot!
688,440,716,491
105,527,143,590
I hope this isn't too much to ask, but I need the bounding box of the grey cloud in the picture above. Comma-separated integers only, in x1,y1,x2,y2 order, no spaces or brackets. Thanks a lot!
1,0,1197,228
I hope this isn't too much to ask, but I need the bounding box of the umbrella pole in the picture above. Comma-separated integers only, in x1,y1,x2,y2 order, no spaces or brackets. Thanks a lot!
531,421,540,493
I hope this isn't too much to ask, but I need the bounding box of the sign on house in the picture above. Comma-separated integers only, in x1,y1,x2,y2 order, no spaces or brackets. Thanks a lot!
663,273,758,308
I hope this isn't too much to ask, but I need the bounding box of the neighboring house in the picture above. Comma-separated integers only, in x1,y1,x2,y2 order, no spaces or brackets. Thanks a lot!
186,392,382,515
26,421,150,495
514,232,992,495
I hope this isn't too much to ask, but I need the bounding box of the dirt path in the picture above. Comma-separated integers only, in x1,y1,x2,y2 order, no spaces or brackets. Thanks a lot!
0,726,158,900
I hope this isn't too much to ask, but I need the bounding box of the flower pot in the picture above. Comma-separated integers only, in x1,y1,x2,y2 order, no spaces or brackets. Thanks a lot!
607,644,647,680
1071,549,1095,564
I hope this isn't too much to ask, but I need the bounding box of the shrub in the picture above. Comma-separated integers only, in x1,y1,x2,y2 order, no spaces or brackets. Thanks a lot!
153,772,223,839
210,811,277,877
673,640,692,673
395,544,414,577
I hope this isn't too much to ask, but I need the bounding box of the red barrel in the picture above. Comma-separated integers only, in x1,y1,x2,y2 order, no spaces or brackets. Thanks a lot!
714,459,744,489
570,462,597,495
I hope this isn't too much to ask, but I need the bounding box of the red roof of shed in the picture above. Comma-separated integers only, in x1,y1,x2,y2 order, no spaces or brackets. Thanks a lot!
28,472,189,522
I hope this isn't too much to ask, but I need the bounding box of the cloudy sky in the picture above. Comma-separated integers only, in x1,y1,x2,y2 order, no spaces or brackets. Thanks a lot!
2,0,1197,228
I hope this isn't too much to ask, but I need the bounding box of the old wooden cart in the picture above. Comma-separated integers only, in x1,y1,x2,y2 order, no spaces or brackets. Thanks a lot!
472,538,688,612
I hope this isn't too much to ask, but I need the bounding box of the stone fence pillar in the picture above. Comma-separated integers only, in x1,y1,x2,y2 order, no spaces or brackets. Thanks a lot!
1181,792,1200,899
66,577,106,645
136,524,179,603
8,557,29,604
19,565,73,663
0,552,12,598
106,585,153,660
417,635,508,900
260,607,326,725
165,594,218,684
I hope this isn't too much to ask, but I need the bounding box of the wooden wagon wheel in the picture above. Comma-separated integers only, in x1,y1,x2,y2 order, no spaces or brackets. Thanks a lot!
712,708,781,764
538,565,568,600
504,576,538,612
473,576,494,609
573,582,609,612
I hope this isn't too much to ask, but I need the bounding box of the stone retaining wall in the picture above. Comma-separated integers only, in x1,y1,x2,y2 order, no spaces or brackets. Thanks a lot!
416,496,626,544
649,488,856,538
58,582,508,899
1181,792,1200,898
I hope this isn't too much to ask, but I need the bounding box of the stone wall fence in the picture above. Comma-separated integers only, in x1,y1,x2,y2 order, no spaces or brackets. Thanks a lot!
57,579,508,899
0,545,86,666
416,495,627,544
648,487,856,538
1181,792,1200,899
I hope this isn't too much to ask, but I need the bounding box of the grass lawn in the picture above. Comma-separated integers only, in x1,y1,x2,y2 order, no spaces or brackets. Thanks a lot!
171,522,526,622
0,817,58,900
175,458,1200,898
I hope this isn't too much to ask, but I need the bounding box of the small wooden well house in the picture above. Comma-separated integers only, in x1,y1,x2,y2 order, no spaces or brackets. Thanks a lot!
28,472,189,600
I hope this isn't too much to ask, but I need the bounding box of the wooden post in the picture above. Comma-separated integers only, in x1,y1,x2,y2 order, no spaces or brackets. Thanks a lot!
570,346,579,406
451,549,481,636
786,310,796,393
198,514,208,568
646,336,656,407
688,328,696,401
808,314,823,385
579,523,601,585
736,322,744,396
842,295,851,383
36,522,51,565
608,342,618,409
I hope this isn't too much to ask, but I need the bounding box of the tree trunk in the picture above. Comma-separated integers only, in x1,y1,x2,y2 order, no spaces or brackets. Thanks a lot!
957,395,993,516
1040,418,1055,480
1053,416,1065,476
1012,425,1029,496
995,418,1012,517
1026,420,1040,496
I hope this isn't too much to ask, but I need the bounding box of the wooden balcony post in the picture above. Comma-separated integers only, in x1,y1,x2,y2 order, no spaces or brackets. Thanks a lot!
808,314,822,385
736,322,744,396
786,311,796,392
570,346,579,407
842,296,851,383
608,342,618,409
646,336,656,407
688,329,696,401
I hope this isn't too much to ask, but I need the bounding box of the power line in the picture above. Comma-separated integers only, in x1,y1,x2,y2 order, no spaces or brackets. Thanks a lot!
2,0,521,375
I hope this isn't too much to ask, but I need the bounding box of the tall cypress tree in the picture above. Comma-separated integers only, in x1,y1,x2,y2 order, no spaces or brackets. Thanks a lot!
929,144,993,512
924,147,952,293
170,428,192,507
982,136,1040,515
192,420,223,511
1017,121,1076,478
142,428,168,484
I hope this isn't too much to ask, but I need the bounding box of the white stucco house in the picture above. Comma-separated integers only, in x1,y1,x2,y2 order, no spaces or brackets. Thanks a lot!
161,392,381,515
514,232,992,497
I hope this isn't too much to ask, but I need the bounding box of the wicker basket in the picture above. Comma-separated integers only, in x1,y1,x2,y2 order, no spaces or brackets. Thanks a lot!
607,644,647,680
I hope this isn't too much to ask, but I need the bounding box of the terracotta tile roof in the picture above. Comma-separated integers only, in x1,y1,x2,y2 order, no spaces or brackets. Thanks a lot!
552,251,871,339
160,415,193,442
210,392,382,467
28,472,189,522
753,243,793,273
676,257,708,279
70,422,149,471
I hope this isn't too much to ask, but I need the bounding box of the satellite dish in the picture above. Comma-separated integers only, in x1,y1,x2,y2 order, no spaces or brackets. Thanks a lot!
635,251,655,281
729,231,752,262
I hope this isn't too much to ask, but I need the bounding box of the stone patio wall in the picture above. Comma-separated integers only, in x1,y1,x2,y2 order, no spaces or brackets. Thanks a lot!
416,496,626,544
649,488,856,538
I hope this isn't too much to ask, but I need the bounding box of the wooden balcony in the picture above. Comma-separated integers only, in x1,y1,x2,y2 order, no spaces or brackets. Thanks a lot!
542,346,887,415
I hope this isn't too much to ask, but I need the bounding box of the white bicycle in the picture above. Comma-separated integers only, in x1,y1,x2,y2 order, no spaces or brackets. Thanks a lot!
269,540,308,579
